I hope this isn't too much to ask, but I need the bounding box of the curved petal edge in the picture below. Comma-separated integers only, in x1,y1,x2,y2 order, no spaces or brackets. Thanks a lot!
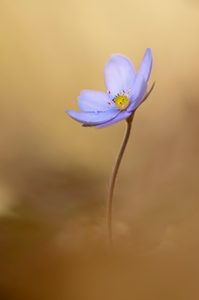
137,48,152,82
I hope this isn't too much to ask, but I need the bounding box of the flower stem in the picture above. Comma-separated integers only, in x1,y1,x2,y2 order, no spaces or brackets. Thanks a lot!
107,112,135,246
106,81,155,246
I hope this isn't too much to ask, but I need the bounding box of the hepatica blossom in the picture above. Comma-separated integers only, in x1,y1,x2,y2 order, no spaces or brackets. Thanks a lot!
66,48,152,128
65,49,154,245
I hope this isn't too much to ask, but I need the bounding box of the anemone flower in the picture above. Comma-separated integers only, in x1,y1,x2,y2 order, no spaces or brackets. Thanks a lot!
65,49,154,245
66,48,153,128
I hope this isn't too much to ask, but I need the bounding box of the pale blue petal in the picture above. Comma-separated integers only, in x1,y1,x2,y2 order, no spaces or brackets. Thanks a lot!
127,75,147,112
137,48,152,82
66,109,120,125
104,54,136,97
96,110,131,128
78,90,117,112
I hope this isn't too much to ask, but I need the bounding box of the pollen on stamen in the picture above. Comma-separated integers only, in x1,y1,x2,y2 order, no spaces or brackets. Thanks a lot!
113,94,129,110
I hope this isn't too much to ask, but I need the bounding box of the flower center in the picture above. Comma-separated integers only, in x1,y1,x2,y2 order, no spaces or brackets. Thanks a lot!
113,94,129,110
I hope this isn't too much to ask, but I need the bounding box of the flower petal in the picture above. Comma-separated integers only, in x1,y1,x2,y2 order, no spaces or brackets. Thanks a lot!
65,109,120,125
104,54,136,97
78,90,117,112
127,75,147,112
96,110,132,128
137,48,152,82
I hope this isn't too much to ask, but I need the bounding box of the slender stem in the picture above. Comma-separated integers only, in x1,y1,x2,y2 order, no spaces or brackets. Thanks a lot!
107,112,135,246
106,81,155,246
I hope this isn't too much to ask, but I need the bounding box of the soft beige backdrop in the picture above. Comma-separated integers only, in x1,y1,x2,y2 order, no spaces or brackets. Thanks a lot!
0,0,199,299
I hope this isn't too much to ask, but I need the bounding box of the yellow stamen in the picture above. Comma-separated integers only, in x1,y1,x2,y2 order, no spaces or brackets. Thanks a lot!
113,95,129,110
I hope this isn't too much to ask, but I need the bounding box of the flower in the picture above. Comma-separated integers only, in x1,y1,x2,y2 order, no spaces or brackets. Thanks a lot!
66,48,152,128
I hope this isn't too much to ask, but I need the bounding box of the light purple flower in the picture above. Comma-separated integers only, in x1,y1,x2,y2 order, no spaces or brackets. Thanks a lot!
66,49,152,128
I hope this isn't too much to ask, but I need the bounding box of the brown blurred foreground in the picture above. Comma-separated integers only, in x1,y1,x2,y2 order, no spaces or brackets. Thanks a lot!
0,101,199,300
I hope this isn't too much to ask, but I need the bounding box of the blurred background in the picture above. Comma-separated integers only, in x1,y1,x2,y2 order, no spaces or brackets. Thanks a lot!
0,0,199,299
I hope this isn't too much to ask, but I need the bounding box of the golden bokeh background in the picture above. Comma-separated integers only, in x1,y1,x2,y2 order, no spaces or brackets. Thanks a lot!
0,0,199,299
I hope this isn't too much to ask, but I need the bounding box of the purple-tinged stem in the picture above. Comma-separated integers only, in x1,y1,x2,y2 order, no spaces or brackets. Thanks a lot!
107,113,135,246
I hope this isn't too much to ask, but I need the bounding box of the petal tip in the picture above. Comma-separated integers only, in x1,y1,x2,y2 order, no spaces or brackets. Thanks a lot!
144,48,152,61
146,47,152,53
65,109,73,115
